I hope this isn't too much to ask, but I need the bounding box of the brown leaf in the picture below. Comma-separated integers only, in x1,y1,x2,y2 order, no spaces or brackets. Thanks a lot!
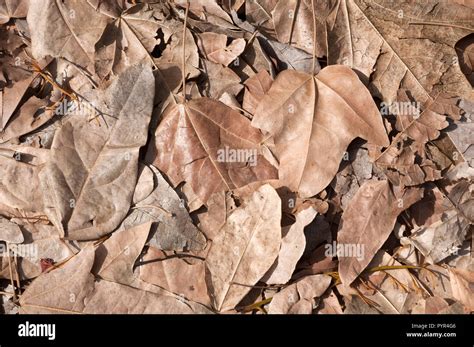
252,65,389,197
20,245,211,313
0,0,29,24
267,274,332,314
118,165,206,252
456,32,474,86
0,216,23,243
205,184,281,311
19,246,95,313
326,0,473,103
138,246,211,307
27,0,108,72
197,32,246,66
1,76,33,130
263,206,317,285
337,180,422,286
449,267,474,311
243,69,273,116
83,280,212,314
147,98,278,205
39,63,154,240
92,222,152,285
94,3,161,79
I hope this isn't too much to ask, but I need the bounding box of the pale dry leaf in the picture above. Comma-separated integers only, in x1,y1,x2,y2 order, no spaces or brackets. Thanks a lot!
0,96,50,144
94,3,160,79
205,184,281,311
243,69,273,115
267,274,332,314
1,223,74,280
0,216,23,243
92,222,152,285
19,246,95,313
263,206,317,285
197,32,246,66
326,0,474,103
83,279,212,314
119,165,206,252
337,180,422,286
138,246,211,307
0,0,29,24
132,164,155,204
27,0,108,72
39,63,154,240
0,148,47,214
201,60,243,99
449,267,474,311
1,76,33,130
147,98,278,205
252,65,389,197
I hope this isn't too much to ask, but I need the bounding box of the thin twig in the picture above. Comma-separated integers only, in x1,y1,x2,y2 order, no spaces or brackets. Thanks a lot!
6,243,17,302
311,0,317,74
181,2,190,100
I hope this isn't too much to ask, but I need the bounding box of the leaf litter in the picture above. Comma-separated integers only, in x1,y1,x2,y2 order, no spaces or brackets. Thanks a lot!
0,0,472,315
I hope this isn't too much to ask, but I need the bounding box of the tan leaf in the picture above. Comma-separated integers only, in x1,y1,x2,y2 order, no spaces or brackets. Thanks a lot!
0,96,50,144
201,60,243,99
118,165,206,252
1,224,74,280
138,246,211,307
455,33,474,86
326,0,473,103
147,98,278,205
263,206,317,285
94,3,161,79
243,69,273,116
0,148,47,214
27,0,108,72
0,216,23,243
20,245,211,314
92,222,152,285
337,180,422,286
252,65,389,197
267,274,332,314
205,184,281,311
0,0,29,24
198,32,246,66
83,280,212,314
449,267,474,311
132,164,155,204
1,76,33,130
19,246,96,313
39,63,154,240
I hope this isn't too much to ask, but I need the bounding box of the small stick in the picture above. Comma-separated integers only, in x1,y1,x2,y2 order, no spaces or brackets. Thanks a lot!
6,243,17,301
181,1,190,100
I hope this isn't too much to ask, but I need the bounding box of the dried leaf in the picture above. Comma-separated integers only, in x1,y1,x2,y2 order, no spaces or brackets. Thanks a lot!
92,222,152,285
197,32,246,66
263,206,317,285
0,216,23,243
138,246,211,307
267,274,332,314
252,65,389,197
28,0,108,72
39,63,154,240
205,184,281,311
147,98,278,205
119,165,206,252
337,180,422,285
